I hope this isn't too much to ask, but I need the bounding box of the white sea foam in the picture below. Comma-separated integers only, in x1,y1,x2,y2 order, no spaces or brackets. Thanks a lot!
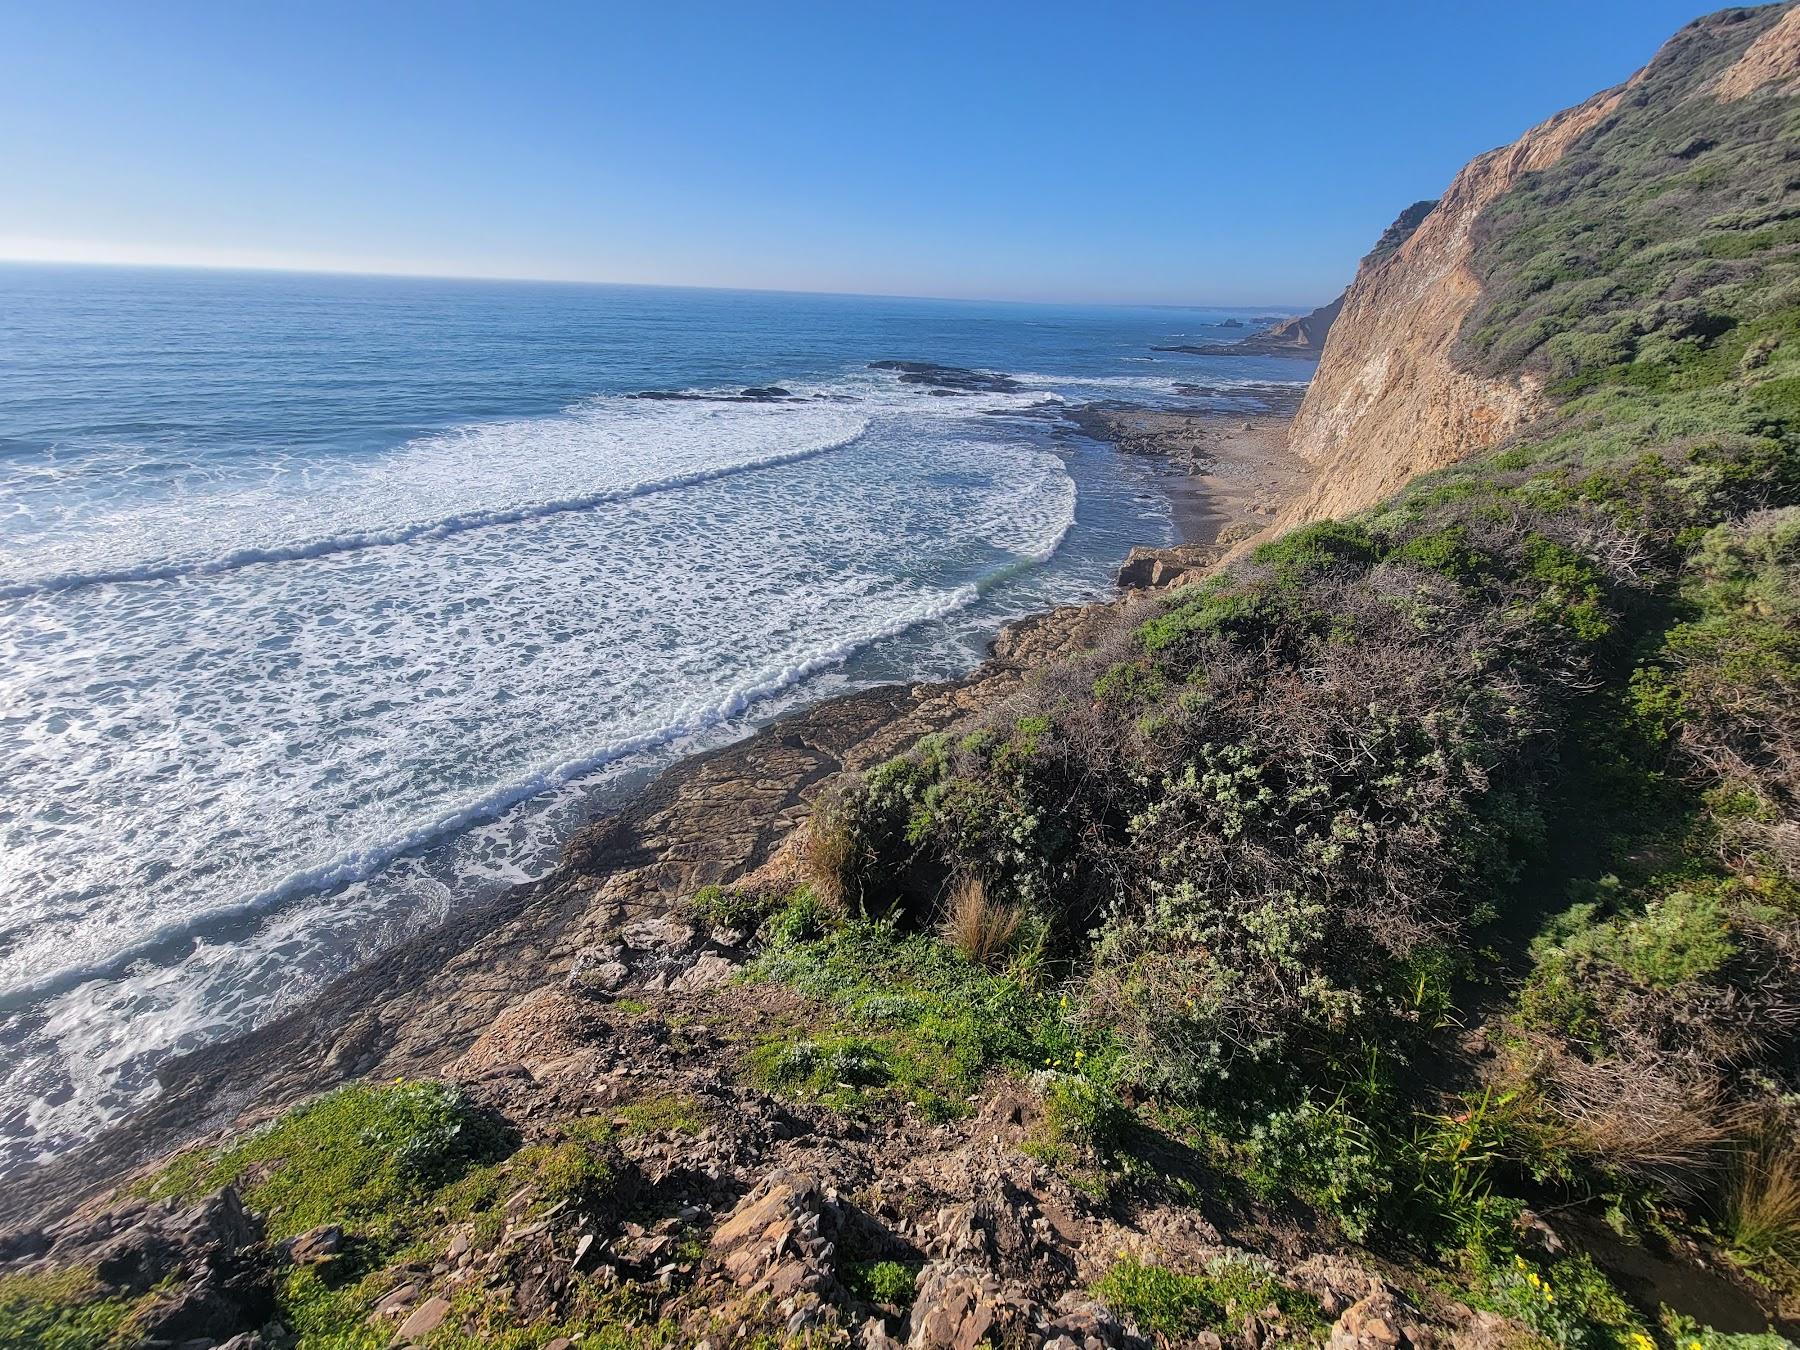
0,360,1170,1172
0,395,873,592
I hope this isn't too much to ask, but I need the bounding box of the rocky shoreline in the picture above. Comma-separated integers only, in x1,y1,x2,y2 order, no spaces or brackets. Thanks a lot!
0,399,1312,1235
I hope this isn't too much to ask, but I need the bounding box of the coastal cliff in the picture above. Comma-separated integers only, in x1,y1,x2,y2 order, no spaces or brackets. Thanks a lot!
5,7,1800,1349
1282,1,1800,526
1275,95,1623,523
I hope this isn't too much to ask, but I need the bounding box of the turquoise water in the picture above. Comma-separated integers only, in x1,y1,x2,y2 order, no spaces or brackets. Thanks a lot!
0,263,1308,1171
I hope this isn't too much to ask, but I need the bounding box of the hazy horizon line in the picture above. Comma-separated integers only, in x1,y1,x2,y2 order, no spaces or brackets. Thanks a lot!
0,247,1318,316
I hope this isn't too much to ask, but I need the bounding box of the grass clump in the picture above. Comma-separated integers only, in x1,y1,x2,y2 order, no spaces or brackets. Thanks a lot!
1722,1123,1800,1279
146,1080,507,1241
0,1267,147,1350
1092,1254,1323,1342
940,874,1022,967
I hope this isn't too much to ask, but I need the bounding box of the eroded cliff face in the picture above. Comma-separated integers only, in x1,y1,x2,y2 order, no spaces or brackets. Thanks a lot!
1714,0,1800,100
1280,1,1800,528
1275,86,1626,525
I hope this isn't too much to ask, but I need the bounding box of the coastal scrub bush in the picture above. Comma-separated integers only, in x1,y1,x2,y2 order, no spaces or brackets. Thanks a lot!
848,1258,919,1308
765,6,1800,1325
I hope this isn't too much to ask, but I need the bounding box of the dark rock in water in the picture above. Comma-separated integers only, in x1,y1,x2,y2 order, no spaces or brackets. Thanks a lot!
867,360,1022,394
1218,318,1246,328
630,386,798,403
1170,380,1311,415
1154,340,1321,358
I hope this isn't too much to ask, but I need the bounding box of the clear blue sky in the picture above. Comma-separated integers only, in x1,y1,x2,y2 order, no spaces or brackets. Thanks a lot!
0,0,1727,305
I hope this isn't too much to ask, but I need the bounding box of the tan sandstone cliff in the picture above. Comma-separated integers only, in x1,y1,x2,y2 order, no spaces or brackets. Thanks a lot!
1278,1,1800,529
1273,83,1626,526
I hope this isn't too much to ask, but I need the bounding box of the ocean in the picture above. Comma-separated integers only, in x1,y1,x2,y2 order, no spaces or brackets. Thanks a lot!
0,263,1307,1175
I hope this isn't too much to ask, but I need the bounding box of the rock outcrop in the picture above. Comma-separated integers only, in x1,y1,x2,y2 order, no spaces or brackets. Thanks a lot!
1713,1,1800,100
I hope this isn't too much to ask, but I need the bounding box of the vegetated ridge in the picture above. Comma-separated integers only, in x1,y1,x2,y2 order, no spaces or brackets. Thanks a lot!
6,5,1800,1349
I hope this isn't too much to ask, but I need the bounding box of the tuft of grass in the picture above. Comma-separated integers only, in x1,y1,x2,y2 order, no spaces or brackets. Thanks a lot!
940,875,1021,968
764,885,830,948
1723,1124,1800,1275
805,800,859,908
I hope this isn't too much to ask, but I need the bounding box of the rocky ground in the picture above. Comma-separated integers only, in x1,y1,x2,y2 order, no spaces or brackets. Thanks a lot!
0,920,1519,1349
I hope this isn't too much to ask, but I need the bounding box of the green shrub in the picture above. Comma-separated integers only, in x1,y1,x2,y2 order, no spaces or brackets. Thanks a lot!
685,883,776,932
1484,1253,1646,1350
1251,519,1382,579
849,1258,919,1307
1661,1310,1799,1350
765,885,830,947
1092,1255,1322,1341
1244,1099,1392,1242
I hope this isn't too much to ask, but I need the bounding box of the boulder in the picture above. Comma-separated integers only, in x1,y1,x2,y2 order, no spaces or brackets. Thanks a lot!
569,944,631,994
709,1169,842,1301
904,1263,1038,1349
398,1294,453,1341
281,1223,342,1266
620,916,698,955
33,1187,275,1345
671,952,739,992
1117,545,1211,590
1329,1290,1436,1350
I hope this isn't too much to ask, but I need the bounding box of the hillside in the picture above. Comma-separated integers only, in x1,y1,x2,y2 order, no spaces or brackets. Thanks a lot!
6,6,1800,1349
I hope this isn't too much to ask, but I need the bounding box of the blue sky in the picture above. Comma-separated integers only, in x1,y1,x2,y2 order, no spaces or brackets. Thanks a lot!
0,0,1723,305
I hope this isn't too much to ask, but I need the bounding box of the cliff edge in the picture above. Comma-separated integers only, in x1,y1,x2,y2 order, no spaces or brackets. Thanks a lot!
1276,87,1627,523
1280,1,1800,527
